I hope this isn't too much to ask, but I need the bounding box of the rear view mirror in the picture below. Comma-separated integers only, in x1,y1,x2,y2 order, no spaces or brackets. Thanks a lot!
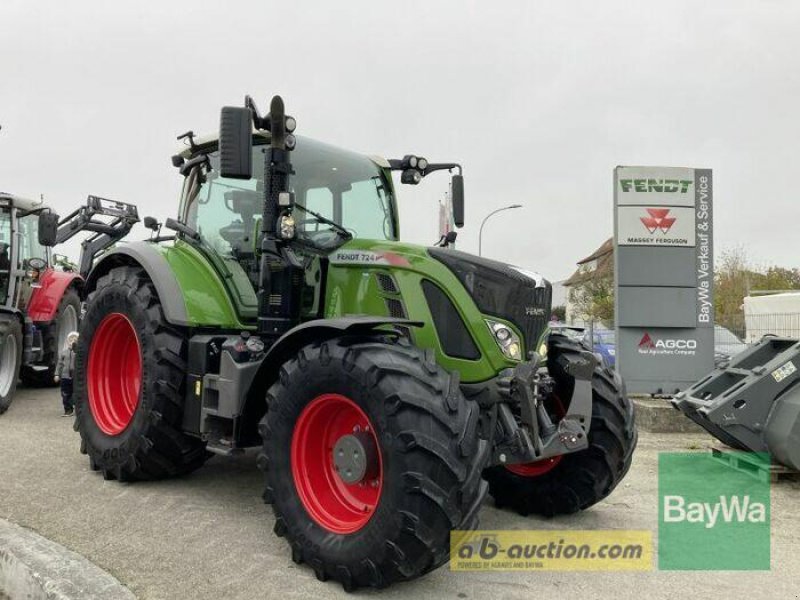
219,106,253,180
451,174,464,228
38,212,59,247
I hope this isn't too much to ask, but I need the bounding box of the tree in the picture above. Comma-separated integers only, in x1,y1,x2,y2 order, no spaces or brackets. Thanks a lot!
551,305,566,322
568,262,614,327
714,246,751,322
714,246,800,331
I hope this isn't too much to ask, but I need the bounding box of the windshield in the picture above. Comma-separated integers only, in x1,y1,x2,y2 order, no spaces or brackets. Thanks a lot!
17,213,46,266
183,137,396,257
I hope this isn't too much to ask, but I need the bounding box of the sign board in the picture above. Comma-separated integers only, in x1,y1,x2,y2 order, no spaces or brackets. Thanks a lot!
616,206,696,247
614,167,714,394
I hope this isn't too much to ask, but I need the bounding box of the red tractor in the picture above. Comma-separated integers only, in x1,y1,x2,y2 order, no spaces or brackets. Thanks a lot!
0,193,139,413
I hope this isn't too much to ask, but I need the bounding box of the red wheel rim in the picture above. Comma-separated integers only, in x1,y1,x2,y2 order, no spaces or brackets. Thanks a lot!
87,313,142,436
505,455,563,477
290,393,383,534
505,395,566,478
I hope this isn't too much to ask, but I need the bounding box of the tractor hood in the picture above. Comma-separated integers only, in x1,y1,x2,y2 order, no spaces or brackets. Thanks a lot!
325,239,552,379
426,247,553,354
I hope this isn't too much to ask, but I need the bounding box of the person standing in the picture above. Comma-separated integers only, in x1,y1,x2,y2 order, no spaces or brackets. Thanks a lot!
54,331,79,416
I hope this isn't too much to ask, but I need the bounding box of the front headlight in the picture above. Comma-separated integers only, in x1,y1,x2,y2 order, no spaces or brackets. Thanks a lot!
485,319,522,360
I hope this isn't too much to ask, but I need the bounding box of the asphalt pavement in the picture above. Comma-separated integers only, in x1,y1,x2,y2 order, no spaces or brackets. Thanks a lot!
1,388,799,600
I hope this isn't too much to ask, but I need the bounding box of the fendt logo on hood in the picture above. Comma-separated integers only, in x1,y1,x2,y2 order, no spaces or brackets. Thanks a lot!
638,332,697,356
640,208,676,234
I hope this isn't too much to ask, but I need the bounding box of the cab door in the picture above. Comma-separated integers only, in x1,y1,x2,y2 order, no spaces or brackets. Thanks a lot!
12,212,49,312
0,207,14,308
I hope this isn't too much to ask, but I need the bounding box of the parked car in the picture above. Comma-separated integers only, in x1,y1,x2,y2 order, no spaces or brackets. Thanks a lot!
581,328,616,367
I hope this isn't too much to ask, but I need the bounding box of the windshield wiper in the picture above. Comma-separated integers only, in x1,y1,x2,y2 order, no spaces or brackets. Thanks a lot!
293,203,352,240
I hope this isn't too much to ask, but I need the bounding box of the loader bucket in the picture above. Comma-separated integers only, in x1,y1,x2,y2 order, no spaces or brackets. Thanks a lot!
672,336,800,470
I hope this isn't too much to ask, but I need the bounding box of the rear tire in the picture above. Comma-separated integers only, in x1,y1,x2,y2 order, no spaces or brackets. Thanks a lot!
21,287,81,387
74,266,209,481
484,332,637,516
259,337,489,591
0,316,23,415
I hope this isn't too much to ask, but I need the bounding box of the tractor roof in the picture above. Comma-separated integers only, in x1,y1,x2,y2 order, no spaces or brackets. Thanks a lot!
176,132,391,168
0,191,46,212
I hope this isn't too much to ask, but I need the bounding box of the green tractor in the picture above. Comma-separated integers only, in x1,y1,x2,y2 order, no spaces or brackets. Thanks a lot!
44,96,636,590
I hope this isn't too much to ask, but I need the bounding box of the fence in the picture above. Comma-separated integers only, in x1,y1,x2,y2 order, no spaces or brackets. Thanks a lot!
717,312,800,345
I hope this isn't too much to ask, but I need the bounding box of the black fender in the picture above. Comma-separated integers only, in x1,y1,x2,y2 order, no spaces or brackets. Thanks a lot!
263,316,422,367
237,316,421,446
85,243,190,325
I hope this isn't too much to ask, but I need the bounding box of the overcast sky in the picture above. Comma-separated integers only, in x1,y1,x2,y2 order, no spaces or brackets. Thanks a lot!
2,0,798,281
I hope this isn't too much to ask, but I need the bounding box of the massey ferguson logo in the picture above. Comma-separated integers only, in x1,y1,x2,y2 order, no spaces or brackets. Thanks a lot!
640,208,676,234
638,332,697,356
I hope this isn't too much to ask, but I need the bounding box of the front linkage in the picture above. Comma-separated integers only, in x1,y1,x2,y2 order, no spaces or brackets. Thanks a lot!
492,348,596,467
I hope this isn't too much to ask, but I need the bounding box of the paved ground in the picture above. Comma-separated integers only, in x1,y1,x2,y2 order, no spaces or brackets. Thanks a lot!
1,388,799,600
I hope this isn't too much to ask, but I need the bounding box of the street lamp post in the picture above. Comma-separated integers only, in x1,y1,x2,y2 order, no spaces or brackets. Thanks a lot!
478,204,522,256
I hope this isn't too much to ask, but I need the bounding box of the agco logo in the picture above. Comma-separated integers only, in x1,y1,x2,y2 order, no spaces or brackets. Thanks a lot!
638,332,697,355
640,208,676,234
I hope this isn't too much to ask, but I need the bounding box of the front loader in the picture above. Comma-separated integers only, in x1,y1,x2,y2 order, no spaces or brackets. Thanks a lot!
673,335,800,470
50,96,637,590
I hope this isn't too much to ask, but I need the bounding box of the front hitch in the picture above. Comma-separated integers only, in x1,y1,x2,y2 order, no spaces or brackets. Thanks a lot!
492,349,597,467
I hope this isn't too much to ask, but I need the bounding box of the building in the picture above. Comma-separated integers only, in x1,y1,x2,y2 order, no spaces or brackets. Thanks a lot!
562,238,613,325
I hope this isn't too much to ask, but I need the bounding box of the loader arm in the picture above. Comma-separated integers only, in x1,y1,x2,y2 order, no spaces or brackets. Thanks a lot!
52,195,140,278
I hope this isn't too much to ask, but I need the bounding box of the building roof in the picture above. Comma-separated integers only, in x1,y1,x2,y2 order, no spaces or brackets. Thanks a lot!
577,237,613,265
563,237,613,286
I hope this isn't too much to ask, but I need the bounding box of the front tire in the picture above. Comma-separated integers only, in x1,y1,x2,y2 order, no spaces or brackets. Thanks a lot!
22,287,81,387
484,332,637,516
74,266,209,481
0,316,23,414
259,337,489,591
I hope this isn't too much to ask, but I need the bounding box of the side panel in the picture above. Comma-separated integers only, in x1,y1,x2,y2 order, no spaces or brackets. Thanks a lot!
158,241,255,328
27,269,82,322
88,242,251,329
324,239,519,383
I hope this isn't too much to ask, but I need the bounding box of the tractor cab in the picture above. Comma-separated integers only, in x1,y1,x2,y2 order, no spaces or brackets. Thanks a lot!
178,136,400,259
0,193,51,312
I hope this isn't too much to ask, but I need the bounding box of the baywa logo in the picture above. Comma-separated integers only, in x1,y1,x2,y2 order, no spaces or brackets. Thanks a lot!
638,332,697,356
663,495,766,529
640,208,676,234
659,453,771,570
